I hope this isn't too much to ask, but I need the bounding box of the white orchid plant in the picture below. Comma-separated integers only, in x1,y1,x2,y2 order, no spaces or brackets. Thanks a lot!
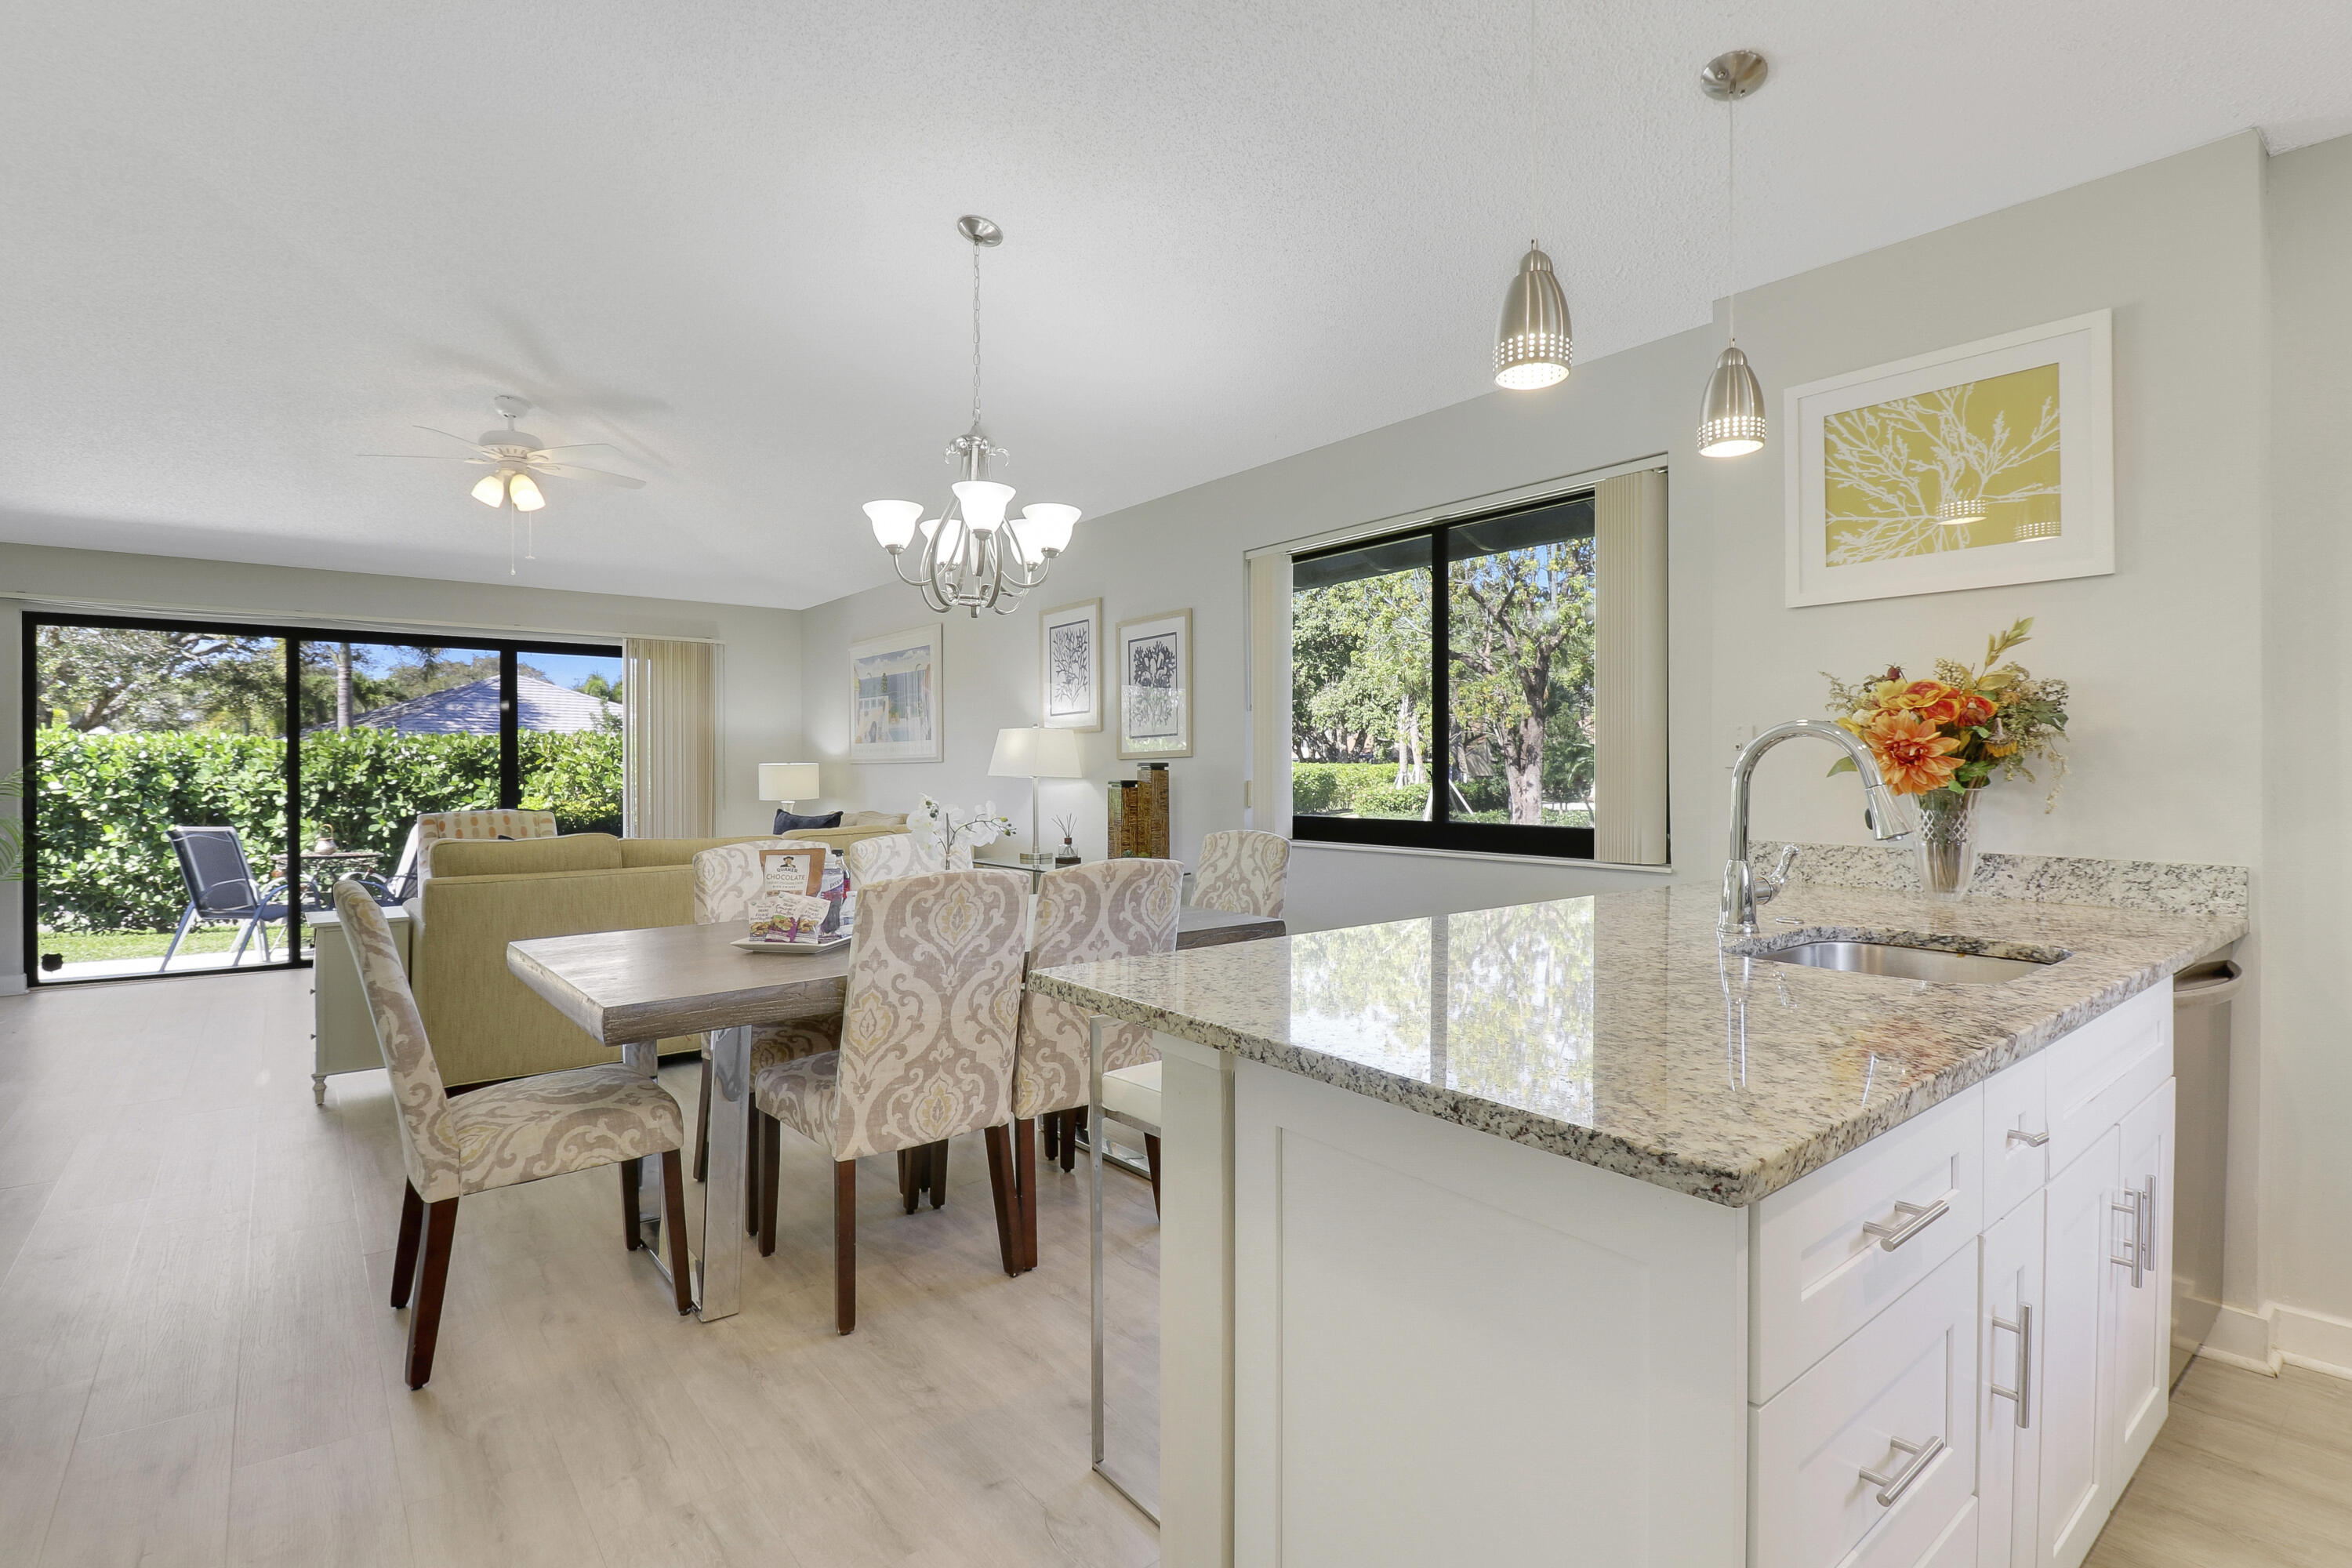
911,795,1014,868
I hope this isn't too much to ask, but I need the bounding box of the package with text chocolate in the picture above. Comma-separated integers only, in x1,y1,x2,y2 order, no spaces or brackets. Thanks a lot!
751,848,830,944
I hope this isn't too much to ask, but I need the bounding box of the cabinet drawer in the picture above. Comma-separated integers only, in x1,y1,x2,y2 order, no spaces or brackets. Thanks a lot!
2044,983,2170,1180
1753,1244,1979,1568
1753,1086,1983,1401
1983,1052,2049,1222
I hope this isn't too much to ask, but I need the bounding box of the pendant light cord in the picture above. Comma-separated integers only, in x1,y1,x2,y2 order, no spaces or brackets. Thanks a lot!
1525,0,1537,245
971,239,984,430
1726,94,1738,344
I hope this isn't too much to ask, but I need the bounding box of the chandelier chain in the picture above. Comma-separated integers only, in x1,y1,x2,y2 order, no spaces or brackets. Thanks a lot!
971,238,984,430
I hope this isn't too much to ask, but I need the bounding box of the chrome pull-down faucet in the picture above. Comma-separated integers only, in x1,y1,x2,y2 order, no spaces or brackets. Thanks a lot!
1721,721,1909,935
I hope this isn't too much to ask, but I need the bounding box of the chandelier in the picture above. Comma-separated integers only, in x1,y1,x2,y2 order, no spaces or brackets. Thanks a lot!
866,215,1080,616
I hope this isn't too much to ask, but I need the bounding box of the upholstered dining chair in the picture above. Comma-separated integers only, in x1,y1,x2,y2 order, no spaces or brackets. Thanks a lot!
1007,857,1181,1272
842,830,933,887
687,841,846,1206
750,868,1029,1333
1190,828,1290,918
330,880,691,1388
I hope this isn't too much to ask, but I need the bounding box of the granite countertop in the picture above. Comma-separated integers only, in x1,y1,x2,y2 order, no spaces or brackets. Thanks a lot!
1028,881,2245,1207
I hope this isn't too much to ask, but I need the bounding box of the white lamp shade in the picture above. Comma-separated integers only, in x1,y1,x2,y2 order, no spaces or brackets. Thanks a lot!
507,471,546,511
953,479,1014,535
1019,503,1080,556
472,470,509,507
758,762,822,801
988,726,1082,779
865,499,923,551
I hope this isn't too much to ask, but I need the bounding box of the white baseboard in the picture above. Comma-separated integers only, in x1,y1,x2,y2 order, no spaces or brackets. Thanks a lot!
0,975,24,998
2199,1303,2281,1374
2274,1303,2352,1383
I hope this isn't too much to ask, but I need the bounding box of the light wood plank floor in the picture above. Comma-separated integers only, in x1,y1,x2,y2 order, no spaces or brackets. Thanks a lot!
0,970,1160,1567
5,971,2345,1566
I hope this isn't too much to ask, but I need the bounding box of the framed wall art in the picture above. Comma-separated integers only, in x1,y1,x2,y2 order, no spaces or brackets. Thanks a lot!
1784,309,2113,608
1116,608,1191,760
848,622,943,763
1040,598,1102,731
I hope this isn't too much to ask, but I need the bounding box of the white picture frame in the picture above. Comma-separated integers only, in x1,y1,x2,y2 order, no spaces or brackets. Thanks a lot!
1116,608,1192,760
1040,598,1102,732
1784,309,2114,608
848,622,943,763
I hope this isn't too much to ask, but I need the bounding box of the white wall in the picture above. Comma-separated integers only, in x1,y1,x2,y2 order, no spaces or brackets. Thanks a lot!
2261,132,2352,1357
800,132,2336,1330
0,539,802,990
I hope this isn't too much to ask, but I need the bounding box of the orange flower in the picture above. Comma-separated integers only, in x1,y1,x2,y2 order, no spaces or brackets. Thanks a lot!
1865,710,1965,795
1951,692,1996,728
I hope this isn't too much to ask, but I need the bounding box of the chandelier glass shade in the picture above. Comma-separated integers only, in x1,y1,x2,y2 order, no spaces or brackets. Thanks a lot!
472,468,546,510
867,216,1080,616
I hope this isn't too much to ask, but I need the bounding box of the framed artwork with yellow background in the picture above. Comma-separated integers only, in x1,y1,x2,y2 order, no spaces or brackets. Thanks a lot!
1784,310,2112,607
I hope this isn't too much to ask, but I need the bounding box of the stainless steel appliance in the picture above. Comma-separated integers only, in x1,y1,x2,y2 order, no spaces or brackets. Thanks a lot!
2170,949,2242,1387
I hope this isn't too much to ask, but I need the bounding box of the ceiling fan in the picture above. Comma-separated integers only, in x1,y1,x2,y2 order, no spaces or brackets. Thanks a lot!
361,394,645,512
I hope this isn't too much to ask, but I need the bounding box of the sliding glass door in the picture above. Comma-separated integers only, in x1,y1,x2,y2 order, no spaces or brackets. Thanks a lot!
20,614,622,987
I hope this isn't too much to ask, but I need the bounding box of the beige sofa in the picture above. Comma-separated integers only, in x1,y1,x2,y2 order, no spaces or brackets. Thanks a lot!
412,826,905,1087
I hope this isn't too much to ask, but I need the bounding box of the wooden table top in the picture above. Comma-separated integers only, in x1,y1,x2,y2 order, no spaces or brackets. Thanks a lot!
509,906,1286,1046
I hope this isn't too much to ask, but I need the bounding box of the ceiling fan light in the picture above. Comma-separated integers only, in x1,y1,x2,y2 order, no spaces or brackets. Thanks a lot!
1494,244,1572,390
472,470,510,507
507,471,546,512
1019,503,1080,557
1697,344,1767,457
952,480,1014,535
864,499,924,552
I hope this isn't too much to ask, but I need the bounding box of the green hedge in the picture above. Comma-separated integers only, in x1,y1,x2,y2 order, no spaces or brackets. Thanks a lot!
1291,762,1429,818
35,728,621,931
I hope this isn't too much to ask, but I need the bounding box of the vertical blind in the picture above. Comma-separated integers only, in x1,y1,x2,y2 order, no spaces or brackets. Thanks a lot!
1247,552,1294,838
622,637,716,838
1592,469,1670,866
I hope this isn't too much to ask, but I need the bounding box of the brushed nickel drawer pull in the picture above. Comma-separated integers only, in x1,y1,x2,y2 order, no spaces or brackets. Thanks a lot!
1860,1197,1949,1252
1859,1434,1946,1507
2111,1185,2151,1288
2005,1125,2049,1149
1991,1303,2033,1429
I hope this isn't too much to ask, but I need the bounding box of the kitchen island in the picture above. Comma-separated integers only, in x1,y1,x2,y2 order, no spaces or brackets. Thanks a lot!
1029,878,2245,1568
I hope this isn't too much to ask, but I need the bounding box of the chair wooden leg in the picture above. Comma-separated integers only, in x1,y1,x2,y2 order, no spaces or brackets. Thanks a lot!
692,1056,713,1183
833,1158,858,1334
620,1158,644,1250
1042,1110,1061,1162
1014,1116,1040,1272
390,1180,424,1308
927,1138,948,1209
984,1126,1019,1276
1145,1134,1163,1217
757,1112,781,1258
405,1196,459,1389
898,1148,920,1215
744,1105,760,1235
662,1149,692,1316
1062,1107,1084,1173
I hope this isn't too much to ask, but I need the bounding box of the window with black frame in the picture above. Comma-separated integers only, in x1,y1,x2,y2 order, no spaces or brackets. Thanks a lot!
1288,490,1610,859
20,612,623,985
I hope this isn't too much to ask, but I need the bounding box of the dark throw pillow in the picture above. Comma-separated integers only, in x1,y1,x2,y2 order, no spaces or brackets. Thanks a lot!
774,808,843,833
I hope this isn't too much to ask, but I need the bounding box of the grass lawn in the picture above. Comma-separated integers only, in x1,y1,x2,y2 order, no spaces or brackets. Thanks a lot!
37,924,299,964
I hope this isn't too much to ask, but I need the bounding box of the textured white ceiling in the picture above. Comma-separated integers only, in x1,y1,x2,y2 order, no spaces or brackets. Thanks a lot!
2,2,2347,609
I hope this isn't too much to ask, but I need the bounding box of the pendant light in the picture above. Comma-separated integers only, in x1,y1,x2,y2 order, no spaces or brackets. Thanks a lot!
1492,0,1570,390
1697,49,1768,458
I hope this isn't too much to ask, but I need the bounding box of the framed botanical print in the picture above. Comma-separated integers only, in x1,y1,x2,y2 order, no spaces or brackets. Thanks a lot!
1784,309,2114,607
1040,598,1102,731
848,622,943,763
1116,608,1191,760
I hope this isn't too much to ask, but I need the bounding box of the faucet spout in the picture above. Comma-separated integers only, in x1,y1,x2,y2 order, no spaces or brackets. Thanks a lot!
1721,720,1909,935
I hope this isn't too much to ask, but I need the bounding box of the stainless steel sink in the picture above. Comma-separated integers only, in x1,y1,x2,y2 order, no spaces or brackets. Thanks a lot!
1755,941,2056,985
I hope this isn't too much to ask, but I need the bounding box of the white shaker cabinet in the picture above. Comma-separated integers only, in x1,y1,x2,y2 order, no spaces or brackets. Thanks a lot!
2110,1079,2175,1482
2034,1122,2118,1568
1978,1193,2043,1568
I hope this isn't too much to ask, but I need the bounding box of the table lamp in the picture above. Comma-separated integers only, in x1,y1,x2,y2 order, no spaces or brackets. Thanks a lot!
989,727,1083,865
758,763,823,829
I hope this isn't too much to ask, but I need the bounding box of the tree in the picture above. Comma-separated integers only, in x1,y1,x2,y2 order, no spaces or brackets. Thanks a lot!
1448,535,1595,824
34,625,283,734
1290,568,1430,780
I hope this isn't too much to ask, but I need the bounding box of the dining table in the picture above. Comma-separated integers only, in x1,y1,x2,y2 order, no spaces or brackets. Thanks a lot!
506,902,1285,1321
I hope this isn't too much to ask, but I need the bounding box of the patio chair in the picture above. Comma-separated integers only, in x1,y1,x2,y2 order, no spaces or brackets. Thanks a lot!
161,826,293,971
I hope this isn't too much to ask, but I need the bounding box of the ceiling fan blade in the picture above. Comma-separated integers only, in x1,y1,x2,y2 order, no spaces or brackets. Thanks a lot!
524,442,621,457
532,463,646,488
357,452,493,463
412,426,495,454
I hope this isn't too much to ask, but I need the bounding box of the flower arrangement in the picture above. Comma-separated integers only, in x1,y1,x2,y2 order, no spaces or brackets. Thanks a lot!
1821,617,2071,808
912,795,1015,864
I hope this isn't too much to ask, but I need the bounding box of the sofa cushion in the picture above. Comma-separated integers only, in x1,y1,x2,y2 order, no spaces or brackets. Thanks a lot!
619,826,906,868
431,833,624,878
840,811,909,827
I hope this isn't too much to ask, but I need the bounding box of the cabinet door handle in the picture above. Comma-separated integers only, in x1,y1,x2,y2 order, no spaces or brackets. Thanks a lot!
2136,1178,2155,1278
1991,1303,2033,1429
1860,1197,1949,1252
2005,1125,2049,1149
2111,1187,2149,1288
1858,1433,1946,1507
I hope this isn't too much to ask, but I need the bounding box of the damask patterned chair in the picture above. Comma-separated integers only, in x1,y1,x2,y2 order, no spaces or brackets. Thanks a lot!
687,841,845,1203
1190,828,1290,918
1007,858,1182,1271
331,880,691,1388
750,868,1029,1333
843,830,939,887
